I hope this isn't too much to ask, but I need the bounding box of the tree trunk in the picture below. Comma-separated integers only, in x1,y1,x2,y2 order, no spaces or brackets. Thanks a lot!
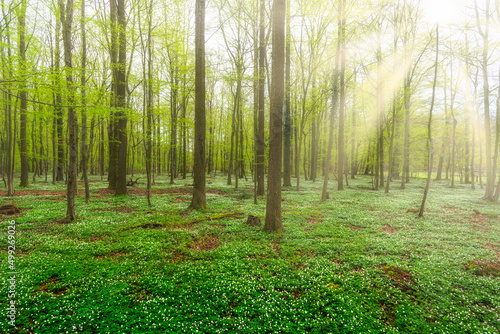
115,0,128,195
60,0,77,221
321,1,342,201
337,8,346,191
475,0,494,200
190,0,206,210
493,68,500,201
256,0,266,196
1,3,14,195
81,0,90,203
282,0,291,187
264,0,285,233
108,0,118,189
18,0,28,187
170,63,178,185
419,25,439,217
351,70,357,180
401,73,410,189
146,0,153,206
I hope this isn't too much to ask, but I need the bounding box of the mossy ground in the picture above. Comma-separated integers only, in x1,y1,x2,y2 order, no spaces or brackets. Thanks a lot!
0,174,499,333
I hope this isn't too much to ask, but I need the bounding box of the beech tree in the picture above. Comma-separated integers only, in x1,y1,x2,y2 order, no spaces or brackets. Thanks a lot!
190,0,206,210
18,0,28,188
264,0,285,233
59,0,76,221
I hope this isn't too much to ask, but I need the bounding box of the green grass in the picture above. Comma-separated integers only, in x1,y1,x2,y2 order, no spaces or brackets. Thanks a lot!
0,174,499,333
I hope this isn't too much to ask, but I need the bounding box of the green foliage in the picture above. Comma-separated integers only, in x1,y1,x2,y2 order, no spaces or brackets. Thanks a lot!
0,174,499,333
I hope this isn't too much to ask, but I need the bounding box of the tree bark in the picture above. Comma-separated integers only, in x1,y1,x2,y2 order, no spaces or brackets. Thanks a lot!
115,0,128,195
108,0,118,189
190,0,206,210
321,1,342,201
282,0,291,187
18,0,28,188
475,0,494,200
264,0,285,233
1,2,14,195
81,0,90,203
337,6,346,191
256,0,266,196
60,0,77,221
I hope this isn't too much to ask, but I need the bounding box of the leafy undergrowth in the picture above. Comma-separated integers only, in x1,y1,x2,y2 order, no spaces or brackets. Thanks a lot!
0,174,499,333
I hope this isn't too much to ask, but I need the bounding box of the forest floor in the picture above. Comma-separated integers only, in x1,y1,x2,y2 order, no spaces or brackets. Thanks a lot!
0,174,499,333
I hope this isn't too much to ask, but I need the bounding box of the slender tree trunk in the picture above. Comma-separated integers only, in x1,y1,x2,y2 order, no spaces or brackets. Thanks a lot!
18,0,28,187
235,82,240,190
60,0,77,221
256,0,266,196
181,71,188,179
89,115,95,175
476,0,494,200
283,0,291,187
108,0,118,189
351,70,357,180
170,64,178,185
253,1,259,203
81,0,90,203
401,74,410,189
1,3,14,195
321,2,342,201
146,0,153,206
190,0,206,210
419,25,438,217
337,9,346,191
115,0,128,195
493,68,500,201
227,89,237,185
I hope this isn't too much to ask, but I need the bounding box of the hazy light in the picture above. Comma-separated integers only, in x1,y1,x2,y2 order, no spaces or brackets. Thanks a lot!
422,0,466,25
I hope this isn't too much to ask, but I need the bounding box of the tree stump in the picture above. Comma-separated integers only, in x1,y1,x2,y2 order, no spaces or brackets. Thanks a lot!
0,205,21,215
245,215,261,227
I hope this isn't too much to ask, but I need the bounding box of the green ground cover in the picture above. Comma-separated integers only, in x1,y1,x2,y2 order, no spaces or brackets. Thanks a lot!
0,174,499,333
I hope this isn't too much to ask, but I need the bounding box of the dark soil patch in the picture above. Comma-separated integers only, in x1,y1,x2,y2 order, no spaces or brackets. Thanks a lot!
295,249,315,257
189,234,220,252
349,224,365,230
382,224,401,234
51,217,73,225
96,187,227,196
0,190,87,197
380,265,415,292
470,214,491,233
94,206,137,213
465,260,500,277
89,234,110,242
170,250,188,262
293,289,302,299
485,243,500,258
172,196,191,203
96,252,126,260
37,276,67,295
272,241,281,256
306,216,323,224
0,204,21,215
